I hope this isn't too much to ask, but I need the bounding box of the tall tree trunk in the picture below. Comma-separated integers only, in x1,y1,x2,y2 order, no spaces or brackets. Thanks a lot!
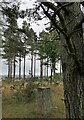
13,56,16,80
31,53,33,78
8,59,12,79
10,59,12,79
34,54,36,78
60,3,84,118
19,56,21,79
23,54,26,80
8,60,10,78
53,62,56,76
40,59,43,78
60,60,62,76
44,64,46,77
44,59,47,77
47,58,49,78
62,52,83,118
50,63,53,83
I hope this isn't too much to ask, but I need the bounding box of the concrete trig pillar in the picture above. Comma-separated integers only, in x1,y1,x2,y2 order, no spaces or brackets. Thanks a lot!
36,87,52,116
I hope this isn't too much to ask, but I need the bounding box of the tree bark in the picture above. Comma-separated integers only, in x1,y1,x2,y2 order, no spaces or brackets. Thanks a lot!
60,60,62,76
8,59,12,79
34,54,36,78
40,59,43,78
47,58,49,78
31,53,33,78
62,51,83,118
8,60,10,78
19,56,21,79
60,3,84,118
13,56,16,80
50,63,53,83
53,62,56,76
23,54,26,80
10,59,12,79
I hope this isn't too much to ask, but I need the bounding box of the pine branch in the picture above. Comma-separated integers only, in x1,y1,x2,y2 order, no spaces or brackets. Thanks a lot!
41,2,68,34
40,4,67,37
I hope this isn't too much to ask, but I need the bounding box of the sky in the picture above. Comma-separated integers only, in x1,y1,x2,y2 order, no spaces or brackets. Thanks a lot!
0,0,61,76
17,0,49,36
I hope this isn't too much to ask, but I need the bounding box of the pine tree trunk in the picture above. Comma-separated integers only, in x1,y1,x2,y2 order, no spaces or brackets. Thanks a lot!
60,3,84,118
50,63,53,83
44,65,46,77
13,56,16,80
34,54,36,78
40,59,43,78
53,62,55,76
10,59,12,79
60,60,62,76
8,60,10,78
31,53,33,78
47,58,48,78
19,56,21,79
8,59,12,79
62,33,84,118
47,65,48,78
23,55,26,80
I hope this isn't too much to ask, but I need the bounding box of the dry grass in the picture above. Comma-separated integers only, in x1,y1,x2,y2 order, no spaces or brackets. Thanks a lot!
50,83,66,118
2,80,66,118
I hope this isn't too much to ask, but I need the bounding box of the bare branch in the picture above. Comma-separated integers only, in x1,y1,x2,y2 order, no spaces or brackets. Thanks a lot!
40,4,67,37
41,2,68,33
80,2,84,7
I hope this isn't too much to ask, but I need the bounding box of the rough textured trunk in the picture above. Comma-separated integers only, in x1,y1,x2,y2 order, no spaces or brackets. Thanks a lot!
50,63,53,83
53,62,55,76
34,54,36,78
60,60,62,76
60,3,84,119
19,56,21,79
13,56,16,80
47,58,49,78
44,65,46,77
8,60,10,78
31,51,33,78
23,55,25,79
40,59,43,78
8,59,12,79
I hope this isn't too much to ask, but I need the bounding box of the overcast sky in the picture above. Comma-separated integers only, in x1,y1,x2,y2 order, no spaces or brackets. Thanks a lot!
0,0,61,77
17,0,49,36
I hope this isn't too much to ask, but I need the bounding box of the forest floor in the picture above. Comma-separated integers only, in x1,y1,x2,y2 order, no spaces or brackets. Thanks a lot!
2,79,66,118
